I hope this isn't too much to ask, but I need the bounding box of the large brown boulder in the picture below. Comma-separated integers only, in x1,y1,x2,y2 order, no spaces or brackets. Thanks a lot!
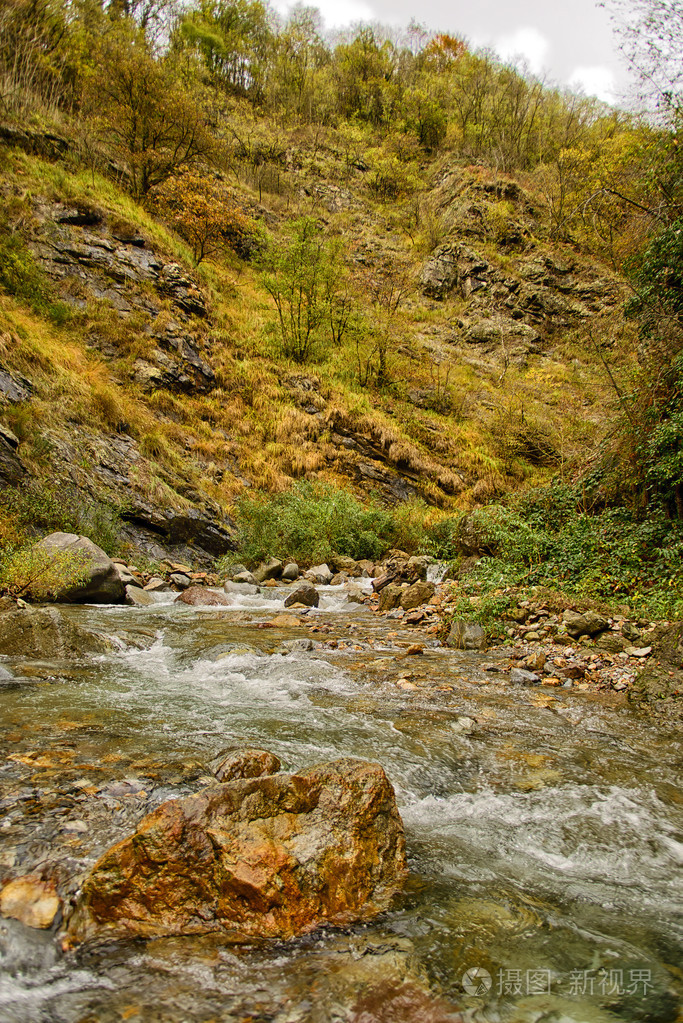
284,583,319,608
64,759,407,947
400,580,435,611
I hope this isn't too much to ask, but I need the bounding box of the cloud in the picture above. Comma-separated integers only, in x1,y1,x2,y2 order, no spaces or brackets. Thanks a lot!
274,0,374,28
492,26,550,76
567,65,617,104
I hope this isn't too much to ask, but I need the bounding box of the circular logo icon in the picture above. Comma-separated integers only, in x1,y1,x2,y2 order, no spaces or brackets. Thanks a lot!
462,967,492,996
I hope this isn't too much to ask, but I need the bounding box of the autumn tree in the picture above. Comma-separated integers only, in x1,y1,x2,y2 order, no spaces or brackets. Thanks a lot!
155,171,255,263
86,26,214,197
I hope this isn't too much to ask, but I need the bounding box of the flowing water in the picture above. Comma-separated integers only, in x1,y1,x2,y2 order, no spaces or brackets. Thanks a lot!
0,585,681,1022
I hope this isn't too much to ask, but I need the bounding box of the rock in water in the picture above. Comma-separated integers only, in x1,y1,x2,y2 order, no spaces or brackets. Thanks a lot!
64,759,407,946
36,533,126,604
284,583,319,608
209,748,281,782
1,876,61,929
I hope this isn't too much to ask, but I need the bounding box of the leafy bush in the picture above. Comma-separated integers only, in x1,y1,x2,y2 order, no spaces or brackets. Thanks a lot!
0,543,89,601
226,481,399,566
0,232,71,324
0,484,124,557
451,482,683,619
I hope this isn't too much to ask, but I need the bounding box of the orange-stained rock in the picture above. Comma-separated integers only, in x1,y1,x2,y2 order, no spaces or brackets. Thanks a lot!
175,586,230,606
64,759,407,946
209,747,281,782
1,876,61,929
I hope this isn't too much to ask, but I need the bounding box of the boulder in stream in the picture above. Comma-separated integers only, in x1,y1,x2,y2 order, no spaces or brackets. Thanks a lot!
0,602,111,658
209,747,282,781
64,758,407,946
35,533,126,604
284,583,319,608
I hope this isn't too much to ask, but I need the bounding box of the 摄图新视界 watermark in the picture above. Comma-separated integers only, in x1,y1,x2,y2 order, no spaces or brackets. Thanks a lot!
462,966,653,998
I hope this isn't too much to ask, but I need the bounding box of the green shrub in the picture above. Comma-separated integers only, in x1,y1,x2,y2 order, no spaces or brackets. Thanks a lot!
0,543,89,601
453,481,683,619
0,484,124,557
0,232,71,325
225,481,399,566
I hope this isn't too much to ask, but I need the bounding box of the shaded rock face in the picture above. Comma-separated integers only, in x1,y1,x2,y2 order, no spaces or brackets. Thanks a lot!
64,759,407,946
420,244,459,299
0,604,111,658
37,532,126,604
0,424,24,486
29,200,215,395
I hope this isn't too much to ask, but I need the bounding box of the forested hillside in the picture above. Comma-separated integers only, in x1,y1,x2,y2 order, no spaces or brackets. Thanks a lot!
1,0,682,613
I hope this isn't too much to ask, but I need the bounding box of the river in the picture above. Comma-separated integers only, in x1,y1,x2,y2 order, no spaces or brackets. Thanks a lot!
0,583,681,1022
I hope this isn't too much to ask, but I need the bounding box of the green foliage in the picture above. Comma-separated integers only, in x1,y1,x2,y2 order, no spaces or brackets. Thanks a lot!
450,482,683,618
0,484,124,557
0,232,71,325
0,543,89,601
226,481,399,565
261,218,349,363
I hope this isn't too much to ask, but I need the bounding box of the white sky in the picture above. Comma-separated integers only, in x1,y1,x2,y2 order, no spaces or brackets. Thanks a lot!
275,0,628,105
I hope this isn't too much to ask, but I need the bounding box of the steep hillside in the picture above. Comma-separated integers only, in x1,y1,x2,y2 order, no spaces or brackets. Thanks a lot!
0,125,632,565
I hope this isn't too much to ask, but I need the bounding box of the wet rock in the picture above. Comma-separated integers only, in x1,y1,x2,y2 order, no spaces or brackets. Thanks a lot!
284,583,319,608
281,638,314,653
347,586,367,604
510,668,541,685
170,572,191,589
223,580,259,595
379,583,404,612
400,581,435,611
0,604,111,658
253,559,284,583
563,610,608,638
126,584,155,607
209,748,282,782
36,532,126,604
447,621,486,650
144,576,171,593
64,759,407,945
281,562,299,582
175,586,230,606
1,876,61,929
305,563,333,584
331,572,350,586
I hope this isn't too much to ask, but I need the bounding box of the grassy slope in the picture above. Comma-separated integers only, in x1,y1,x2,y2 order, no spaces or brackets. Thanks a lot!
0,126,635,554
